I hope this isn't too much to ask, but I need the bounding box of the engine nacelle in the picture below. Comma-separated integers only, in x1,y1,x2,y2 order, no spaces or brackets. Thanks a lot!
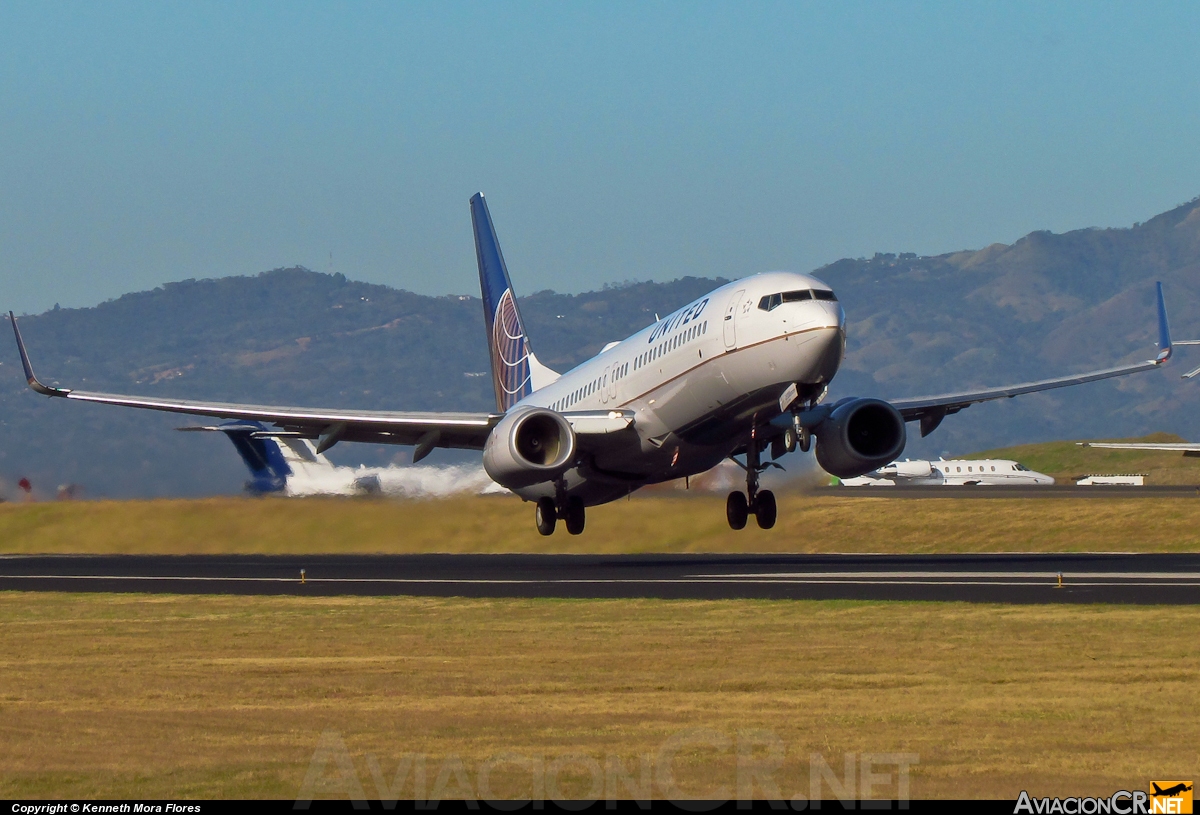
482,407,577,490
812,397,907,478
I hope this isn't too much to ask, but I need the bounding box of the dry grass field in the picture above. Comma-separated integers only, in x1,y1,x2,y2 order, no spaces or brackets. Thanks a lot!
2,491,1196,800
2,491,1200,554
0,592,1196,800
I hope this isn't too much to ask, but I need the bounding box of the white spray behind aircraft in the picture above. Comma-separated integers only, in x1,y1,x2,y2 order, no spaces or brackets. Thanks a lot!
8,193,1175,534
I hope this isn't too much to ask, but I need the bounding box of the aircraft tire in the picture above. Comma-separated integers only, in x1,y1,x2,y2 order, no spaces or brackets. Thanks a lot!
535,497,557,536
726,491,749,530
565,497,586,535
754,489,777,529
783,427,798,453
799,427,811,453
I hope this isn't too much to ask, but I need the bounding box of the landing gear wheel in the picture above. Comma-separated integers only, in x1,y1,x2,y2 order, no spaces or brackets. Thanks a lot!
783,427,798,453
535,497,557,536
754,489,777,529
798,427,811,453
726,491,749,530
564,497,586,535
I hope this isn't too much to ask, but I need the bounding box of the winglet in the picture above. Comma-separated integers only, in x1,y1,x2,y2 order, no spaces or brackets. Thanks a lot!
1156,282,1172,363
8,311,70,397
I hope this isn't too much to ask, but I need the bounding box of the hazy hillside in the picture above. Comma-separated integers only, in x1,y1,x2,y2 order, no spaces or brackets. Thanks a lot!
4,196,1200,498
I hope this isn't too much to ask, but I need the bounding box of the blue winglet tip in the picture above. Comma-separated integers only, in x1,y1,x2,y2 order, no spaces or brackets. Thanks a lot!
1156,282,1172,362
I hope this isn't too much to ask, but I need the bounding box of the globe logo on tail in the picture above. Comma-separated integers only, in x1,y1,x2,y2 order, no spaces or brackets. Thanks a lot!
491,289,532,411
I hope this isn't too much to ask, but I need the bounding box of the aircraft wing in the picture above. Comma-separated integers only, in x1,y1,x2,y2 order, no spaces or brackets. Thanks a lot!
888,282,1174,437
1080,442,1200,452
9,312,636,457
9,311,500,454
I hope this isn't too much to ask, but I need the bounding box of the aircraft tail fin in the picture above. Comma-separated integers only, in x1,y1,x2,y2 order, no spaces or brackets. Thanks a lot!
215,422,294,493
178,421,337,494
469,193,559,412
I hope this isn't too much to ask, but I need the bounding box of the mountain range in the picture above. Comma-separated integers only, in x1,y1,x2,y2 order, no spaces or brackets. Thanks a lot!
3,196,1200,498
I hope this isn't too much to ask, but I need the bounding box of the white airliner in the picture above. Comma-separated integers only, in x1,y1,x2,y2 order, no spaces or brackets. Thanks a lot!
181,420,501,497
8,193,1175,534
840,458,1054,486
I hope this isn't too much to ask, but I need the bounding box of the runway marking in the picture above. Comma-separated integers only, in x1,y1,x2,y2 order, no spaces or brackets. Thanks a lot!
1,574,1198,588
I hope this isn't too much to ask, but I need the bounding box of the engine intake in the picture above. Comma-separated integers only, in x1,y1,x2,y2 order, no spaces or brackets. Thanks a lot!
483,407,577,489
812,397,907,478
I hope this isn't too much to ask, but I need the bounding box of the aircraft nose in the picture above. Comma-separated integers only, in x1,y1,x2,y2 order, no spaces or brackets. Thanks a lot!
809,322,846,382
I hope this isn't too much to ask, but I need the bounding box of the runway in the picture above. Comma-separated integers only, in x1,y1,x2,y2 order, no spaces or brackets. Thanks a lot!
1,552,1198,603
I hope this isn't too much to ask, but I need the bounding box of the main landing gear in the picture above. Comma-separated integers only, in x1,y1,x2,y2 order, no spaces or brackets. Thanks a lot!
726,432,778,530
535,495,586,536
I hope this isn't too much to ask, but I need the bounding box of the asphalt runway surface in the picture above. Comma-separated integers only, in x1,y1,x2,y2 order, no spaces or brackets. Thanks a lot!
1,552,1198,603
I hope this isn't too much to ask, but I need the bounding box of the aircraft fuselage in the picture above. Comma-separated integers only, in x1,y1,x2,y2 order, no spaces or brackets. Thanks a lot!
514,272,845,505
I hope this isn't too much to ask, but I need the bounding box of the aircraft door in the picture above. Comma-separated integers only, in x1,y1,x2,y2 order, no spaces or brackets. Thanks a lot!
723,289,745,350
601,366,611,404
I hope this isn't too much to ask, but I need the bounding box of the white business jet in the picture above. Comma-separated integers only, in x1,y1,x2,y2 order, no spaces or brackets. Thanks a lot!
841,458,1054,486
8,194,1174,534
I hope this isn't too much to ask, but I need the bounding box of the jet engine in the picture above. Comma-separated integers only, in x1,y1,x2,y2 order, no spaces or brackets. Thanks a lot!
482,407,577,489
811,397,907,478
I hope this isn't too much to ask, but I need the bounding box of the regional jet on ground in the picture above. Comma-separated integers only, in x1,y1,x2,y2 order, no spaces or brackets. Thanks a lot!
183,420,500,497
8,194,1175,534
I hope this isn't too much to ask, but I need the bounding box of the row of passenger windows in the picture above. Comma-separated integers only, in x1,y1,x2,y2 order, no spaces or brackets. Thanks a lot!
941,464,1023,473
634,320,708,371
550,361,631,412
758,289,837,312
549,319,710,412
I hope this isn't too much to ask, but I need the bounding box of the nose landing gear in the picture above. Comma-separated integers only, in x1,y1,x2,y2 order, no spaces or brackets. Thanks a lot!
726,431,778,530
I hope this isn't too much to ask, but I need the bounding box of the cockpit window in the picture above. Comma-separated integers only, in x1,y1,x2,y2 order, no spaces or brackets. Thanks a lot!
757,289,837,311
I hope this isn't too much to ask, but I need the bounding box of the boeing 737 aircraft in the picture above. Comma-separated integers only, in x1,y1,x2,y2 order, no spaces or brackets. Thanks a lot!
183,420,501,497
8,193,1175,534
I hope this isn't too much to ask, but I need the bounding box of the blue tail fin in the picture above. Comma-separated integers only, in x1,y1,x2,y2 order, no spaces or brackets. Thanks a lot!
221,421,292,493
470,193,558,411
1156,281,1172,362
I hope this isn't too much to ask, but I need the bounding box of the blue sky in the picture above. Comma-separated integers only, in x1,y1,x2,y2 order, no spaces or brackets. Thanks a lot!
2,1,1198,313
